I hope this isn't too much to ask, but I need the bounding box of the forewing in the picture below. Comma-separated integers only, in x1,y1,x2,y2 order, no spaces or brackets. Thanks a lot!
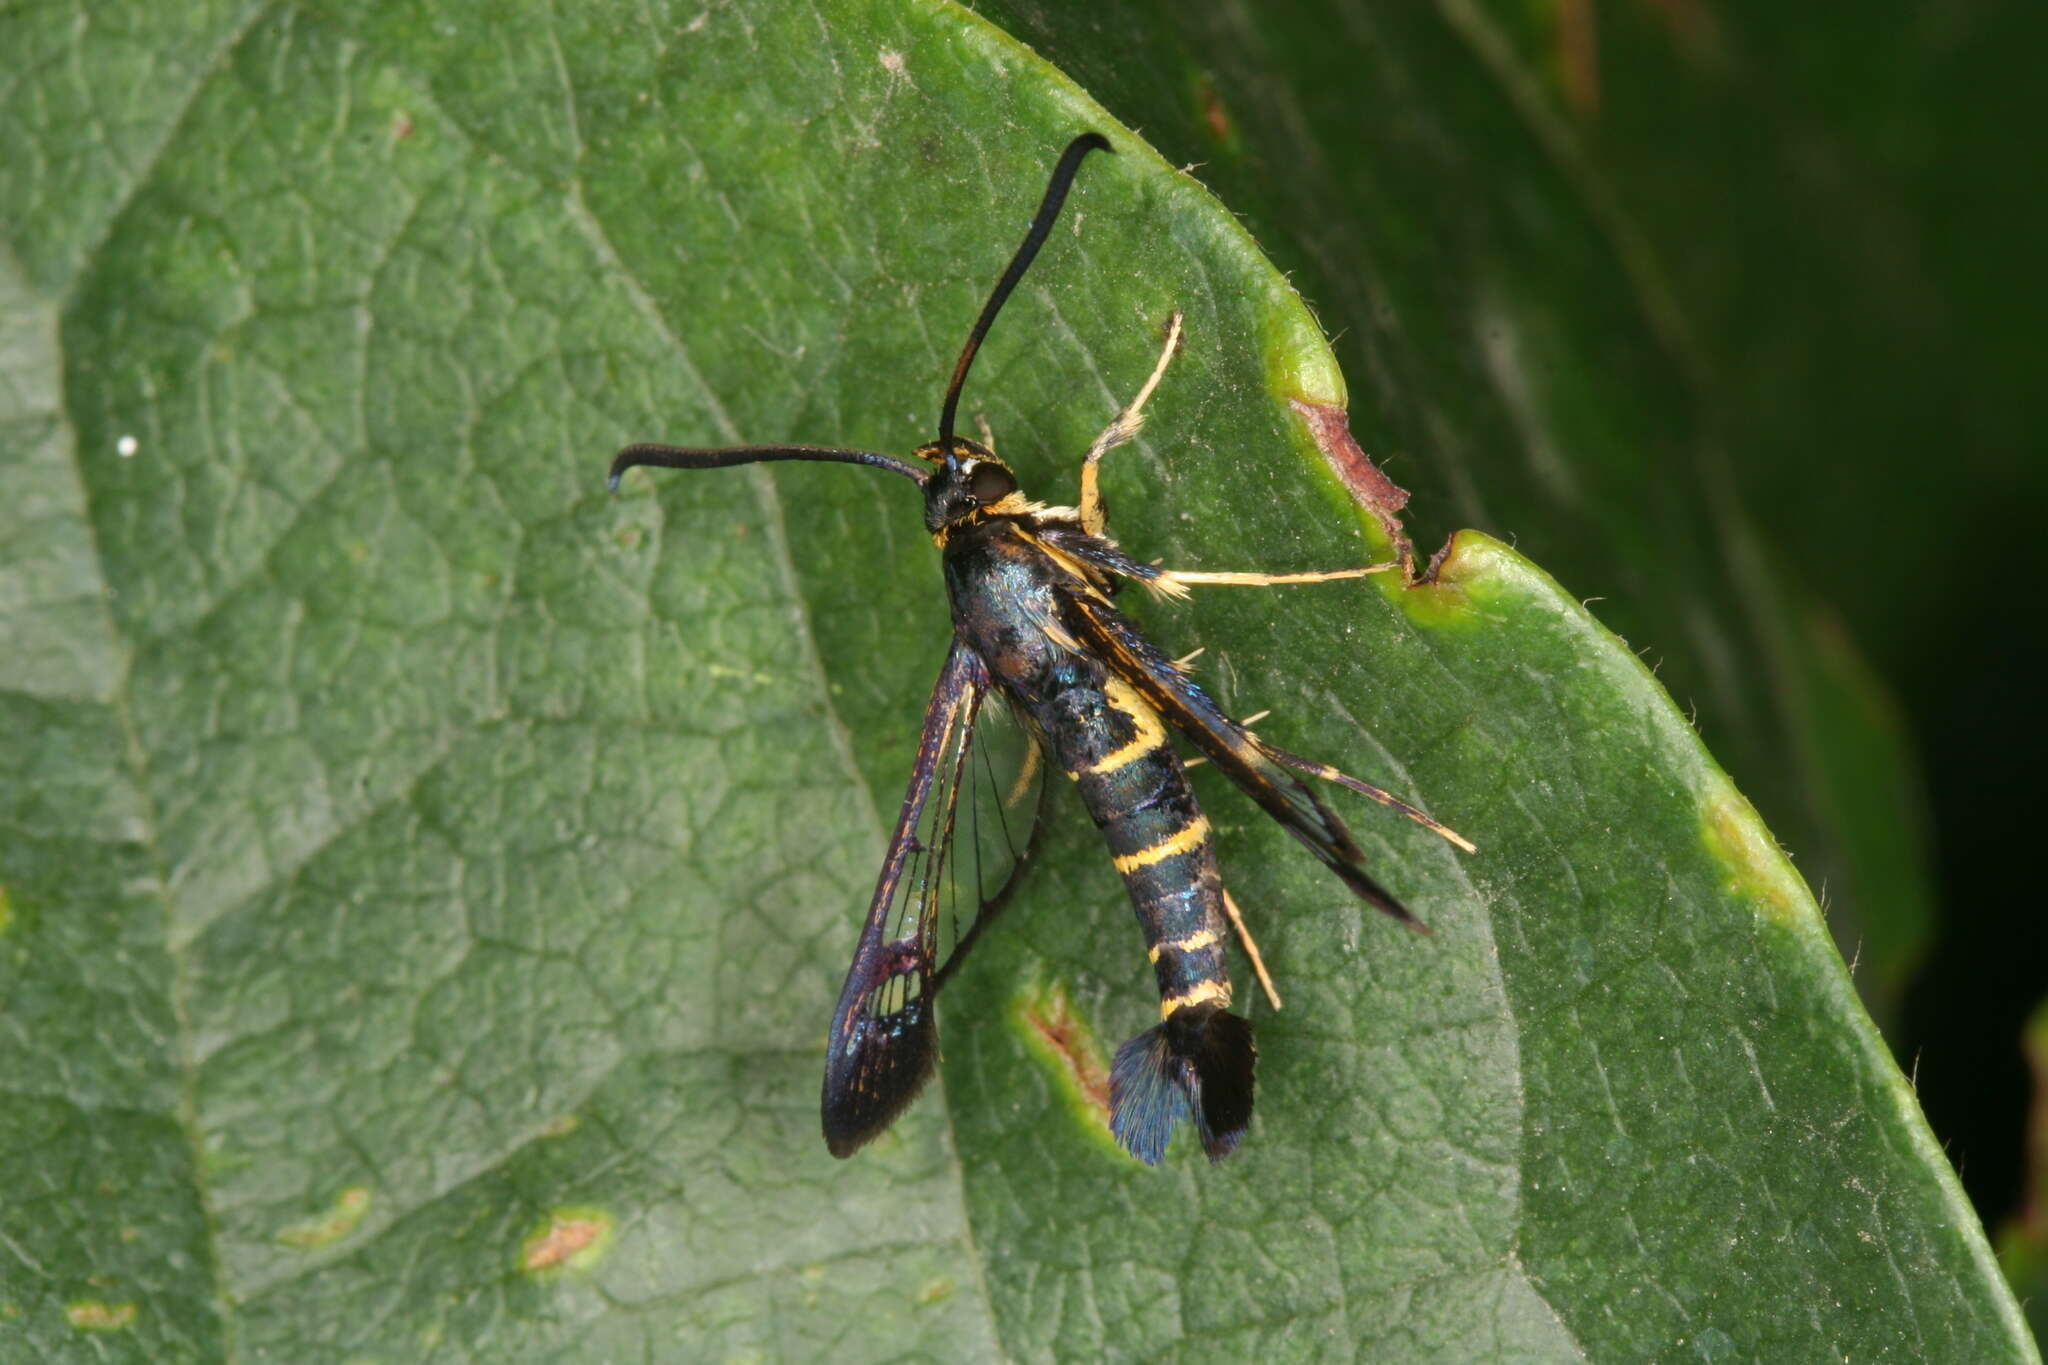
1061,588,1420,925
821,637,1049,1158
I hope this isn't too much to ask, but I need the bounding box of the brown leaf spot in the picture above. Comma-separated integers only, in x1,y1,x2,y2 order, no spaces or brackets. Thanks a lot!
519,1207,615,1274
1020,982,1111,1120
277,1186,371,1249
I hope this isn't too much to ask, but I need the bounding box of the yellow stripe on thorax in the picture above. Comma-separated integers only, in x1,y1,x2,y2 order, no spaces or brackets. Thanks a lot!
1111,814,1212,875
1159,978,1230,1019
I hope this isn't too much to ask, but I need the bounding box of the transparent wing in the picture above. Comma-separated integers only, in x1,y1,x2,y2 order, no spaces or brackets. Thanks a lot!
821,637,1049,1158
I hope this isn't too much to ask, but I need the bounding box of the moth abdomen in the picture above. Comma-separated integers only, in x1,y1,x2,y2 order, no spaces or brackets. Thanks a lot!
1109,1001,1256,1165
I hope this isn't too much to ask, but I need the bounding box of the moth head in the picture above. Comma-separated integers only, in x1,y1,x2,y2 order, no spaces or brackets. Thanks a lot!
916,438,1021,533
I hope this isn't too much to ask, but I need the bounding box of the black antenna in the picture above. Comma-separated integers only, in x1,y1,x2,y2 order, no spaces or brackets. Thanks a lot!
609,443,926,491
935,132,1113,457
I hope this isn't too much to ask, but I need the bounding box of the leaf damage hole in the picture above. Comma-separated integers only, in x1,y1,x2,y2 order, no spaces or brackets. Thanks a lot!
1019,981,1111,1123
519,1207,615,1275
1286,398,1436,578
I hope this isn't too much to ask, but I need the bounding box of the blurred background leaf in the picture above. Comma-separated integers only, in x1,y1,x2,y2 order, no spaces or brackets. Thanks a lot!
0,0,2037,1360
2000,1000,2048,1345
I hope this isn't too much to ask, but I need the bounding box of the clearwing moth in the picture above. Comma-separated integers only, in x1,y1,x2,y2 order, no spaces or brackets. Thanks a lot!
609,134,1472,1164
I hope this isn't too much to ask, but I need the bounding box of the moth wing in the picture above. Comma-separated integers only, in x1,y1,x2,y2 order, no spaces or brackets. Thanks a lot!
822,636,1050,1157
1061,589,1419,925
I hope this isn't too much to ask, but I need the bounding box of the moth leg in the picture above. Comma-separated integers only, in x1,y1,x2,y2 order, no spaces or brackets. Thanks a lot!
1038,531,1398,599
1222,889,1283,1010
1080,309,1185,537
1261,741,1478,853
976,412,999,456
1174,706,1260,770
1004,738,1041,809
1150,562,1400,597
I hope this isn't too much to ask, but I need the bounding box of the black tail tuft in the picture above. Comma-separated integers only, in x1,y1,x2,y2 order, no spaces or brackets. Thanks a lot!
1108,1004,1256,1165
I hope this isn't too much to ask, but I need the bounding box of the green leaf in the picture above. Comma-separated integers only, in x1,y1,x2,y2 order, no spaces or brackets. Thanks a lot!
0,2,2026,1363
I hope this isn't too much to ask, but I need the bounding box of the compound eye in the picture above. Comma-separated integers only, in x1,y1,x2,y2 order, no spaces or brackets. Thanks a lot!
965,461,1017,505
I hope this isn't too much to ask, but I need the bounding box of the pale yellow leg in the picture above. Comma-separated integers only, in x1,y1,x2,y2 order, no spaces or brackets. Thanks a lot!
1081,310,1185,537
1005,740,1042,808
1266,748,1479,854
1222,889,1283,1010
1152,563,1400,594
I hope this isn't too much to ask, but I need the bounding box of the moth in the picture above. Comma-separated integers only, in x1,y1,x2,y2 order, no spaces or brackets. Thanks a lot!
608,133,1471,1164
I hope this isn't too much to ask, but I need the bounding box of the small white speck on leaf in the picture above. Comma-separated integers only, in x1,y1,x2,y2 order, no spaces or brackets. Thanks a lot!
880,50,906,75
117,436,138,458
